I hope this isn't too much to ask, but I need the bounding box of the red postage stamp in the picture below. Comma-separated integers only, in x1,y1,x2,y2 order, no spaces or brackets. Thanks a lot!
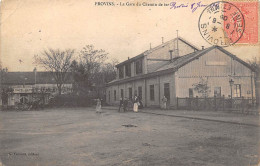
230,1,258,44
199,1,246,46
199,1,258,46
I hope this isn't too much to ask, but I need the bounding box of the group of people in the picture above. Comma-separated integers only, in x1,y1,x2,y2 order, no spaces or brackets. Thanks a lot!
95,95,168,113
118,95,142,113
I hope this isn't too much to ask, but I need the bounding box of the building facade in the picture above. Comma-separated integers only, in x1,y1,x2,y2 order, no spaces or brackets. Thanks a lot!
106,38,256,108
0,72,73,107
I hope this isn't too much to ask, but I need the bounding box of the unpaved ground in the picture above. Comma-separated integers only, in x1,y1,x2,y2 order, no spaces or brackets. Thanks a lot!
0,107,259,166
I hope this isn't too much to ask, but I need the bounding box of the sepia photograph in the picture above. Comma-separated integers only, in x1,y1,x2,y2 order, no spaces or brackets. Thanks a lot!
0,0,259,165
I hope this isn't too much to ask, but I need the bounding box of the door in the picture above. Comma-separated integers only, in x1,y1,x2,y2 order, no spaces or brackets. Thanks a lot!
120,89,124,99
164,83,170,107
138,86,142,100
189,88,193,98
129,88,132,100
214,87,221,97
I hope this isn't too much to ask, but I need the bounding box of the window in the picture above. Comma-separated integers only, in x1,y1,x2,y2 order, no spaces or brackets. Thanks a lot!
164,83,170,100
114,90,116,101
120,89,124,99
214,87,221,97
138,86,142,100
119,66,124,79
234,84,241,98
129,88,132,100
189,88,193,98
135,59,143,74
150,85,155,101
125,63,131,77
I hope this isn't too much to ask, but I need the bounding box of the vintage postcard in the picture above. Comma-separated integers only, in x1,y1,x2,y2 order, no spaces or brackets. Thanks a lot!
0,0,259,165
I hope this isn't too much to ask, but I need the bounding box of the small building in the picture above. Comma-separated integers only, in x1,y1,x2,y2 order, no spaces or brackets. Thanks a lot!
105,37,256,108
0,72,73,107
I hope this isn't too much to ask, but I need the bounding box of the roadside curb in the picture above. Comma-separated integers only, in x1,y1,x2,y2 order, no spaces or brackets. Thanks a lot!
97,106,259,127
140,111,259,128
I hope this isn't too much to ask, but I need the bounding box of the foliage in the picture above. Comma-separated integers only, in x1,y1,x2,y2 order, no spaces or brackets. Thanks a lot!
70,60,92,95
48,94,94,107
192,78,211,98
79,45,108,81
71,45,118,97
34,48,74,95
0,64,8,83
0,65,8,103
247,57,260,75
101,58,118,83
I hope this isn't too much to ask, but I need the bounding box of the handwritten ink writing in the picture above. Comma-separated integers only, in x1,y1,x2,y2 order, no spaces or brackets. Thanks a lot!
170,1,207,12
191,2,207,13
170,2,188,9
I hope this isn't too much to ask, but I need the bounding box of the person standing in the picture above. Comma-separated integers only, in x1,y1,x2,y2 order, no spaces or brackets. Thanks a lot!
162,96,167,110
133,95,139,112
123,97,128,112
138,96,143,109
118,97,123,112
96,98,102,113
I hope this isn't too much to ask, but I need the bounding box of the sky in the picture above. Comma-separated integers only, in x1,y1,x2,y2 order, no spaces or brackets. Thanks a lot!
0,0,259,71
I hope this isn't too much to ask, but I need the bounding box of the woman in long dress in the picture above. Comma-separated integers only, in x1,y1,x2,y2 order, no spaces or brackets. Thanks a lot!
133,95,139,112
162,96,167,110
96,98,102,113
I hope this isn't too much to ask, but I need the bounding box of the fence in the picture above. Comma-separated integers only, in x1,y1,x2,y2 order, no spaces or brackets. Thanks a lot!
177,97,257,113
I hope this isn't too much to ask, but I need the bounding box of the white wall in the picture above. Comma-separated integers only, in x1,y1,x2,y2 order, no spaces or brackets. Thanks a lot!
175,48,255,98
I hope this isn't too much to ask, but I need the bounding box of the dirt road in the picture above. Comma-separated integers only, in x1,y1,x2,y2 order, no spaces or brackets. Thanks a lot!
0,107,259,166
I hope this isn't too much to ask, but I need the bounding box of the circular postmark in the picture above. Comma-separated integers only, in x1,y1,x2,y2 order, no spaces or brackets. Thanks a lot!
198,1,245,47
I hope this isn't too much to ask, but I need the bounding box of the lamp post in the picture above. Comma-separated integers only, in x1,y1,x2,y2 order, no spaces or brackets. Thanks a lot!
229,79,234,108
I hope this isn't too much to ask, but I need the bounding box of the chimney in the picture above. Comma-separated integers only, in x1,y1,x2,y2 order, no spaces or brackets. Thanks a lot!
150,43,152,50
128,57,130,60
162,37,164,44
169,50,173,62
201,46,204,50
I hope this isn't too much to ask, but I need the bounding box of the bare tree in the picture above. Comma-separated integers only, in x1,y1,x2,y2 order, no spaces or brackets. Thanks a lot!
70,45,117,98
79,45,108,82
71,45,108,88
34,48,74,95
